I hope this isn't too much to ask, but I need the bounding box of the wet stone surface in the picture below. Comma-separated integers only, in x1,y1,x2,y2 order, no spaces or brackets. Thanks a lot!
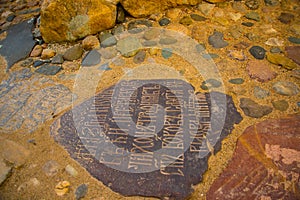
51,79,242,200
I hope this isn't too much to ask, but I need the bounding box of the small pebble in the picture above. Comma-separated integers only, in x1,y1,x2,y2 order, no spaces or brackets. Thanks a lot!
229,78,244,85
190,14,207,21
75,184,88,200
249,46,266,60
273,81,299,96
63,45,84,61
82,35,100,50
270,47,281,53
179,16,193,26
242,22,254,27
99,33,117,47
65,165,78,177
253,86,269,99
133,50,146,64
288,36,300,44
51,54,64,64
159,18,170,26
81,50,101,67
272,100,289,111
208,31,228,49
245,12,260,21
239,98,273,118
162,48,173,59
278,12,294,24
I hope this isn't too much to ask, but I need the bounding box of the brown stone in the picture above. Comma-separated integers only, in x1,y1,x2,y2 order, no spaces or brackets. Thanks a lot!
120,0,201,18
62,61,80,72
41,49,56,59
30,45,43,57
40,0,116,43
82,35,100,50
246,60,277,82
285,46,300,66
207,115,300,200
0,137,30,167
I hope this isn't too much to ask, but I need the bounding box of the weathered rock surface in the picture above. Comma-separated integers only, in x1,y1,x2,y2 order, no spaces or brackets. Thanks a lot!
120,0,201,18
207,115,300,200
40,0,116,42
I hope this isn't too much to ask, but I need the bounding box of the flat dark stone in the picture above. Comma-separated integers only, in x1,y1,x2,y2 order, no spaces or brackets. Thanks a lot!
207,114,300,200
0,19,36,71
249,46,266,60
35,64,62,75
51,79,242,200
81,50,101,67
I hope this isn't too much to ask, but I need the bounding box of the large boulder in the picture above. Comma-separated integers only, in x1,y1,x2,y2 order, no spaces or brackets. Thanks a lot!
120,0,202,18
40,0,117,43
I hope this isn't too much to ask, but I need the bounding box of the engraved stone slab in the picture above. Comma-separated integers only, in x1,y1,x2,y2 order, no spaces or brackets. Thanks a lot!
207,114,300,200
51,79,242,199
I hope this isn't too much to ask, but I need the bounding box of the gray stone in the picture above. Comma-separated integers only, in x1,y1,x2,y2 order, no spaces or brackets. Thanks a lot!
249,46,266,59
273,81,299,96
116,36,142,57
272,100,289,111
159,18,170,26
245,12,260,21
208,31,228,49
242,22,254,27
254,86,269,99
0,19,36,71
75,184,88,200
35,64,62,75
240,98,273,118
270,47,281,53
133,50,146,64
229,78,244,85
82,50,101,67
99,33,117,47
190,14,207,21
51,54,64,64
288,37,300,44
63,46,84,61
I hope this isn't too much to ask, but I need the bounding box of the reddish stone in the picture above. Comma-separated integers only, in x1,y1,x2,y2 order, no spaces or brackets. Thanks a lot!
207,115,300,200
286,46,300,66
246,60,277,82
